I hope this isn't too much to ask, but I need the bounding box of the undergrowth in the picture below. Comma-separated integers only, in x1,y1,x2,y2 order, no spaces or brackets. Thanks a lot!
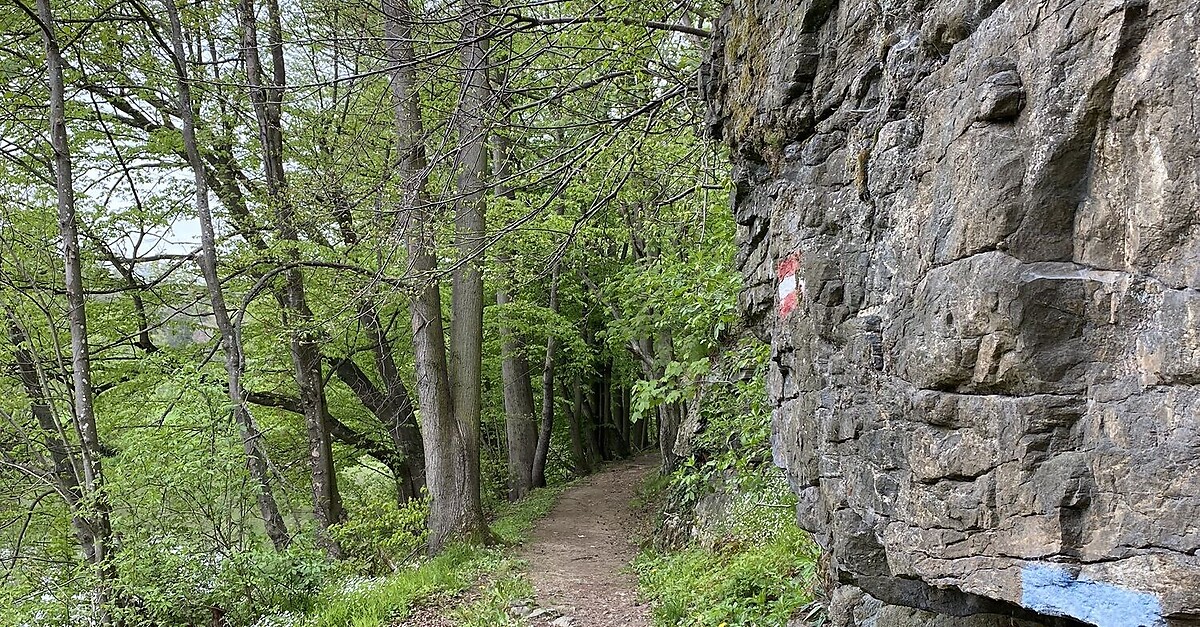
633,477,819,627
634,524,818,627
631,336,821,626
297,485,565,627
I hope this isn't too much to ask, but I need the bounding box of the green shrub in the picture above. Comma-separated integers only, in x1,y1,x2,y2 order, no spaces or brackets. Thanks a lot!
328,495,430,574
633,333,820,627
210,545,336,622
103,541,335,626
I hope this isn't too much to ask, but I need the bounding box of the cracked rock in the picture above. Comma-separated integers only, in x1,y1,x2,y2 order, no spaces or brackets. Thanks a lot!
703,0,1200,625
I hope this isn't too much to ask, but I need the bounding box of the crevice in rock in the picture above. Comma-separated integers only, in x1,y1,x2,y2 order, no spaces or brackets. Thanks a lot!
710,0,1200,624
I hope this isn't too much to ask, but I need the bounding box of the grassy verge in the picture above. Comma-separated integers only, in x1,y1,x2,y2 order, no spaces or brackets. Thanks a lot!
632,473,820,627
303,485,565,627
634,525,818,627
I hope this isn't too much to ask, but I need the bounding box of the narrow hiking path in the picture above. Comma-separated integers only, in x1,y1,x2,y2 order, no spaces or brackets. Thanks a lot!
519,455,658,627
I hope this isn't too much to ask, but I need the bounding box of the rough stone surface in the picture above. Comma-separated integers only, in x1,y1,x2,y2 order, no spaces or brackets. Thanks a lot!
704,0,1200,625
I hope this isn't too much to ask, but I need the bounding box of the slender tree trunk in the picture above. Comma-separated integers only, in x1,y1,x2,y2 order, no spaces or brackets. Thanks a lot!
580,325,605,463
291,332,343,556
654,330,682,470
161,0,291,551
610,376,630,458
622,385,638,450
587,374,605,461
619,379,628,454
7,318,95,561
633,395,648,450
238,0,343,557
597,366,611,457
406,224,476,551
531,268,559,488
497,286,537,500
34,0,116,616
492,114,536,500
329,319,426,503
566,379,590,475
598,366,613,459
320,152,425,502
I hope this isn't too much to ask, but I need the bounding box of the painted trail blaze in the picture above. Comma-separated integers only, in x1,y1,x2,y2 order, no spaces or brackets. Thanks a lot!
1021,565,1165,627
777,254,802,317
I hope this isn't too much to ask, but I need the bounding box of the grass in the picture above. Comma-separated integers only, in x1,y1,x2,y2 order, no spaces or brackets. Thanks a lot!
491,485,565,544
633,524,819,627
304,485,567,627
632,471,820,627
631,469,672,510
445,561,535,627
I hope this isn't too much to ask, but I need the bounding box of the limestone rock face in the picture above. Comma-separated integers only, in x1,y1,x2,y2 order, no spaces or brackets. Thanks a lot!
705,0,1200,625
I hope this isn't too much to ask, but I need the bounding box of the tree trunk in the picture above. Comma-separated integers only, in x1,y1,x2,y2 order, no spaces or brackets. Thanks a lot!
443,0,491,549
618,385,631,453
610,377,630,458
566,379,590,475
358,305,426,500
587,374,606,461
237,0,342,557
492,111,536,500
318,124,426,503
497,286,537,500
597,365,611,457
35,0,117,615
327,324,425,503
162,0,291,551
331,355,422,502
385,0,487,552
531,268,559,488
290,335,343,555
7,318,100,565
654,330,681,470
599,366,615,460
405,220,482,552
633,394,648,450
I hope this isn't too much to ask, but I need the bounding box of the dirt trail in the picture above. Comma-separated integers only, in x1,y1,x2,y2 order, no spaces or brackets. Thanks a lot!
519,455,658,627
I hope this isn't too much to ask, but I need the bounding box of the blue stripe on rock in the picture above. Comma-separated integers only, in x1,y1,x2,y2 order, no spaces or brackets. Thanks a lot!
1020,564,1164,627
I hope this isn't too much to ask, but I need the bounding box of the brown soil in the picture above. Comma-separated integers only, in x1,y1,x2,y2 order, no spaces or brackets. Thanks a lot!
519,455,659,627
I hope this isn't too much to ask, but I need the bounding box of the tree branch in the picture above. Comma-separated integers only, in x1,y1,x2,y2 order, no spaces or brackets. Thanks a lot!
504,13,711,38
244,390,406,469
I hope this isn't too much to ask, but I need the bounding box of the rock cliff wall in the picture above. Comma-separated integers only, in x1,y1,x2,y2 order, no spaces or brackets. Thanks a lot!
704,1,1200,625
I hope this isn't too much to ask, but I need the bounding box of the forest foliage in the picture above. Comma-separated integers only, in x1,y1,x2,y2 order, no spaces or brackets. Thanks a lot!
0,0,812,623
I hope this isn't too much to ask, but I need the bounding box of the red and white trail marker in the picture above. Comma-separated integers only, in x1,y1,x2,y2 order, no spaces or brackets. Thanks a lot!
777,253,802,317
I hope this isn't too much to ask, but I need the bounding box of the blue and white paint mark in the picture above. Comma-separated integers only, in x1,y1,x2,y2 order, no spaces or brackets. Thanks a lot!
1021,565,1165,627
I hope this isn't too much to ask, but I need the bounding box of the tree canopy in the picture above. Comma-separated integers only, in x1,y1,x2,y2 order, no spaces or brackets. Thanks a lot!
0,0,747,623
